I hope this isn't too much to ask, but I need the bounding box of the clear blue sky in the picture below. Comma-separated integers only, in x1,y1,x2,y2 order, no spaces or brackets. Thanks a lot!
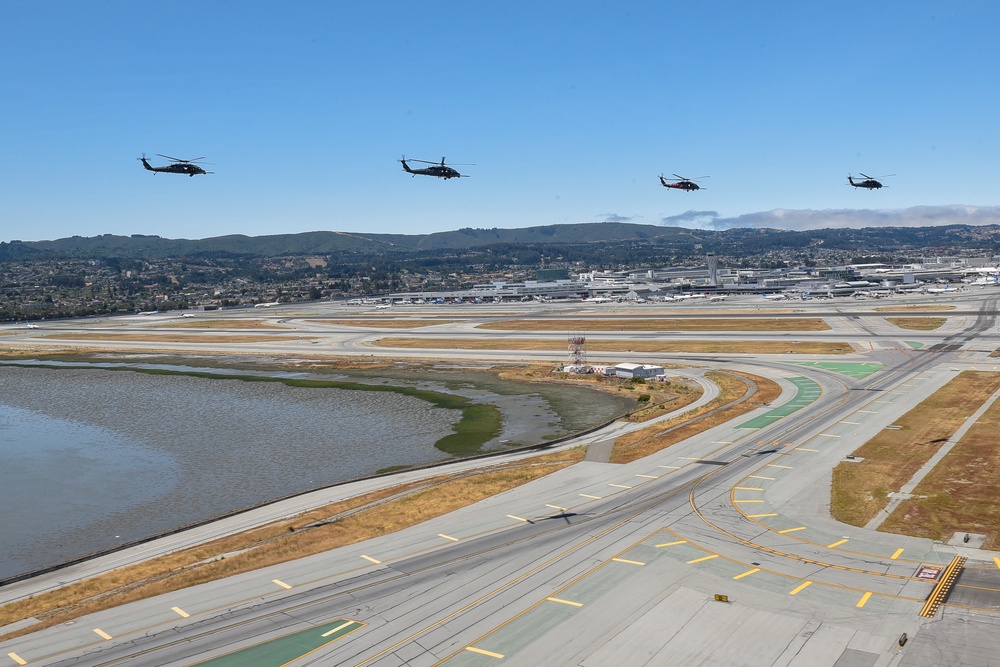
2,1,998,242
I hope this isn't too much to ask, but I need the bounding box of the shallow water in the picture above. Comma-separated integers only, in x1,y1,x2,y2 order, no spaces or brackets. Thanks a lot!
0,364,630,579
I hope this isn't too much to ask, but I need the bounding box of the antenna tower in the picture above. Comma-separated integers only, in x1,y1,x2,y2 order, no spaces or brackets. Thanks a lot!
568,333,587,369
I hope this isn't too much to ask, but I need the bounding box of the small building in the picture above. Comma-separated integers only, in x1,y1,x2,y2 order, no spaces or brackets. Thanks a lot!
614,363,665,379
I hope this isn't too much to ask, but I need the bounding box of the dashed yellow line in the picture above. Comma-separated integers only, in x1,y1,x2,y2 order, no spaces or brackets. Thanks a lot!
778,526,806,534
93,628,112,640
856,592,873,608
890,548,905,560
827,539,849,548
656,540,687,547
687,554,719,564
733,568,760,580
789,581,813,595
547,597,584,607
466,646,505,659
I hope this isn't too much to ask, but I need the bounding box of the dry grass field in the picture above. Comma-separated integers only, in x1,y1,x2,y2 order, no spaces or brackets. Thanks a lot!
610,371,781,464
373,337,854,355
314,319,458,328
40,333,306,344
478,318,831,332
159,319,290,329
884,317,947,330
878,392,1000,549
831,371,1000,528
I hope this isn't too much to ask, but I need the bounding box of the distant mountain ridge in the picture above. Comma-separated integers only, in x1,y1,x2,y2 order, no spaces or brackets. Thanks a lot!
4,221,1000,260
0,223,692,260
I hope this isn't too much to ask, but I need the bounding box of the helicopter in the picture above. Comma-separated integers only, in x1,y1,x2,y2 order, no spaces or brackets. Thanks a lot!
659,174,707,191
400,156,471,179
139,154,213,177
848,173,893,189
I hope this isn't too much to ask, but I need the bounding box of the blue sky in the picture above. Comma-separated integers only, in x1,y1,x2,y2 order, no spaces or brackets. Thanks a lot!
2,1,999,242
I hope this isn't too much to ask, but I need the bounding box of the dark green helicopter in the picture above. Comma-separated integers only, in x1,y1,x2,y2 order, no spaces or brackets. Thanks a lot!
139,154,213,177
400,156,471,179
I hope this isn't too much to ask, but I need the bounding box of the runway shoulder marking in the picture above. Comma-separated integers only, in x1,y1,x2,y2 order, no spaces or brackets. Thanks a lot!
749,475,774,481
506,515,530,523
795,448,820,452
547,597,584,607
361,554,382,564
656,540,688,547
579,493,602,500
767,464,793,469
171,606,190,618
789,581,813,595
612,557,646,566
272,579,293,589
827,539,850,548
734,499,764,503
636,474,659,479
609,483,633,489
7,654,26,666
93,628,113,640
659,465,682,469
994,557,1000,570
747,513,778,518
778,526,807,534
545,504,568,511
735,486,764,491
890,548,905,560
438,534,460,542
687,554,719,564
733,568,760,580
856,592,873,608
466,646,505,659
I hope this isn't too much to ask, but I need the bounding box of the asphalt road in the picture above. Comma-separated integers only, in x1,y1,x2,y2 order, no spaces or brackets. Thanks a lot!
2,291,1000,666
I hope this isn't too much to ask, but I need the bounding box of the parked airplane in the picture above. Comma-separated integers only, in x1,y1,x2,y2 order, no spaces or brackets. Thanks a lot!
254,301,281,308
763,294,788,301
709,295,727,302
181,313,196,318
586,296,614,303
375,303,392,310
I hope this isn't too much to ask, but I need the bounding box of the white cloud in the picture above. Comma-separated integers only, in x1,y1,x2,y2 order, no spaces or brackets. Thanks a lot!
660,205,1000,231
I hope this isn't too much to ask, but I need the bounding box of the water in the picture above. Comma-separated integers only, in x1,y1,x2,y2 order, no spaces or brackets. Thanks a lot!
0,363,631,579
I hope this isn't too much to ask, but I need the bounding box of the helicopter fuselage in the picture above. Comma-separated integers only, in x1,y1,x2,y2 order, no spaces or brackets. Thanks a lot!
659,176,700,191
848,176,882,189
140,156,209,177
400,159,463,179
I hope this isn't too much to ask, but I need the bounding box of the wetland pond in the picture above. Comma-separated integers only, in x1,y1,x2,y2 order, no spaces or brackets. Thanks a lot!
0,362,632,580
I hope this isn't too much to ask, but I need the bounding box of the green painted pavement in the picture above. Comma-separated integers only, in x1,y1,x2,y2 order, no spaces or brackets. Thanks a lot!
906,341,924,349
785,361,884,379
190,619,363,667
738,376,820,429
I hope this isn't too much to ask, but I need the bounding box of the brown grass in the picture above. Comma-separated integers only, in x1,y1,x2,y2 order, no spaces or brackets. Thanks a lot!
878,393,1000,549
875,305,955,312
609,371,782,464
159,319,290,329
830,371,1000,527
884,317,946,330
373,337,854,355
313,319,458,328
478,318,831,332
0,448,585,640
39,333,305,344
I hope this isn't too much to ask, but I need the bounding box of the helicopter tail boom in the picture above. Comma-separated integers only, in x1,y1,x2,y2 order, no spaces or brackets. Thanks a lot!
139,155,154,171
399,158,414,174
